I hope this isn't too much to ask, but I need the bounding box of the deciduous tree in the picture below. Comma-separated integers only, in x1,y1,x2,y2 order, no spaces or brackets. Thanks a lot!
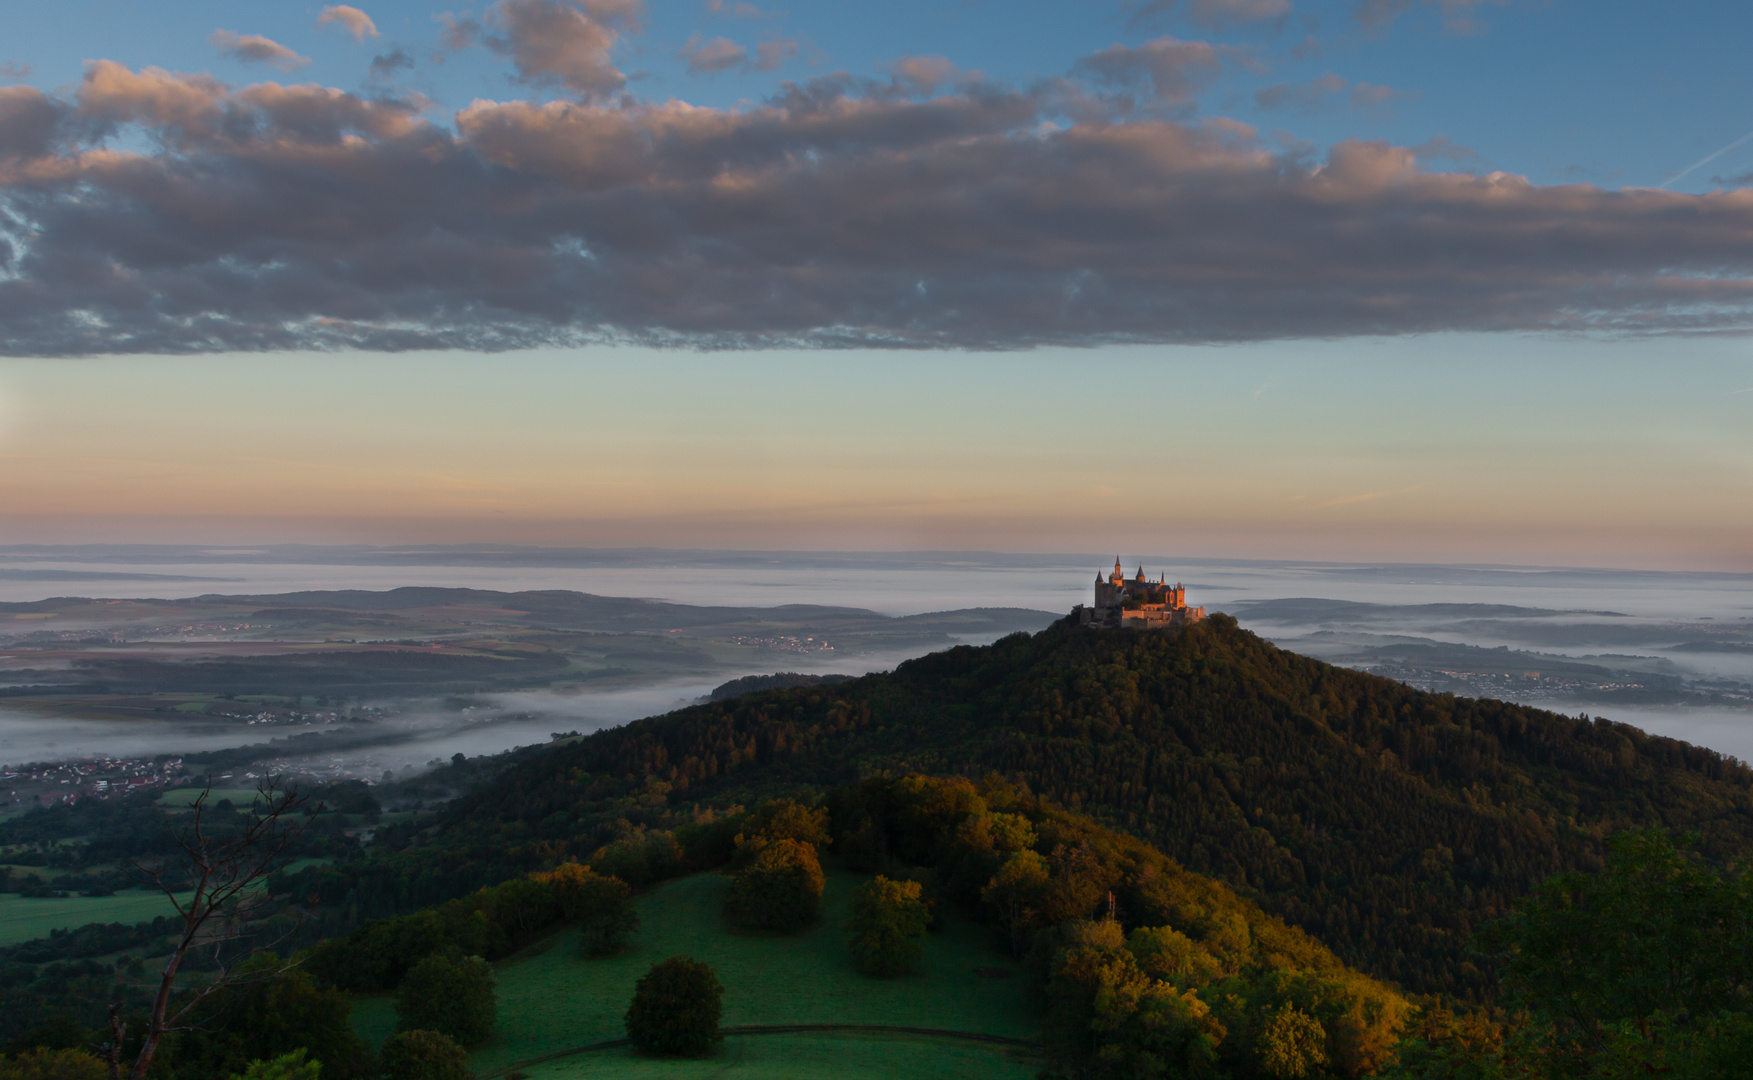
395,954,496,1047
625,957,722,1058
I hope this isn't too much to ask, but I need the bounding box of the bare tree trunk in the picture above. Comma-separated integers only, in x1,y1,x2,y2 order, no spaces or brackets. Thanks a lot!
113,778,313,1080
104,1006,126,1080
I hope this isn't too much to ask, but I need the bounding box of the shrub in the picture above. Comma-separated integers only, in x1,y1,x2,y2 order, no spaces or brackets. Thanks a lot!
0,1049,106,1080
380,1030,470,1080
395,954,497,1047
847,876,930,977
228,1049,321,1080
625,957,723,1058
723,838,823,933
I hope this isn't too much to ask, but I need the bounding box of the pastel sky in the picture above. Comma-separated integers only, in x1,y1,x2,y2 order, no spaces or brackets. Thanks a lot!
1,1,1751,566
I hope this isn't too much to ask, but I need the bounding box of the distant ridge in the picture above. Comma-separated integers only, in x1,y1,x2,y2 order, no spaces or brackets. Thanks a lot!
709,672,854,701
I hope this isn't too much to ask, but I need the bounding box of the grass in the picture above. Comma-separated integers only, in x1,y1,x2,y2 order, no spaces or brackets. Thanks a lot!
158,788,270,807
0,890,184,945
353,869,1038,1080
515,1031,1038,1079
0,860,326,948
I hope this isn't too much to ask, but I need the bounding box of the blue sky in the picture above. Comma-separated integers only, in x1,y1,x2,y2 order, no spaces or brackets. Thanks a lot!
1,1,1751,565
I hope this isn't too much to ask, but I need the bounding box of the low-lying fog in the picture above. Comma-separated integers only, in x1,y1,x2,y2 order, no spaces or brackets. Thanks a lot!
2,546,1750,772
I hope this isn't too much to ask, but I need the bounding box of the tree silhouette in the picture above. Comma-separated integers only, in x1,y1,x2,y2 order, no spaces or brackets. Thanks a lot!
103,779,311,1080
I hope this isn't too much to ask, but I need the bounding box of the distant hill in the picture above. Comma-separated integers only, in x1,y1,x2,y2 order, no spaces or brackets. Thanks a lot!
710,672,854,701
0,589,1060,700
435,613,1753,999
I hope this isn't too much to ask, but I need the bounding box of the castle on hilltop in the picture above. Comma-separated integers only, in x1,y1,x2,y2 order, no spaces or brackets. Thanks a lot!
1076,559,1206,630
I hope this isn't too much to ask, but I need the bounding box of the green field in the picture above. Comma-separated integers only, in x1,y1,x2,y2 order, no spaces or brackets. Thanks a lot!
159,788,273,807
0,890,182,945
354,870,1039,1079
515,1032,1037,1080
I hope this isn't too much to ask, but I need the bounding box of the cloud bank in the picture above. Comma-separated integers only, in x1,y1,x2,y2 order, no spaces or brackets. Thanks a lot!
3,46,1753,355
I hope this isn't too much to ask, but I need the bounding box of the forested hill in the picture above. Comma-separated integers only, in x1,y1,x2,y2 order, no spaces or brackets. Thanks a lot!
431,613,1753,998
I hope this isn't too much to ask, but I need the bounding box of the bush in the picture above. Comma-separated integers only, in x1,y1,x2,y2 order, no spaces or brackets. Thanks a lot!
395,954,497,1047
380,1030,470,1080
847,876,930,977
228,1049,321,1080
0,1049,106,1080
723,838,823,933
625,957,723,1058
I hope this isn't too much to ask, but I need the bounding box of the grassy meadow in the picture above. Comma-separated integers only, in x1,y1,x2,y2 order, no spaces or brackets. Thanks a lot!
354,869,1039,1079
0,890,181,945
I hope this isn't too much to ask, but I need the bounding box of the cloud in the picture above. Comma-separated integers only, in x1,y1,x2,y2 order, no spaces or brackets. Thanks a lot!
1072,37,1227,107
0,86,66,161
0,62,29,81
680,33,796,75
1262,71,1409,111
370,49,416,81
889,56,962,96
754,37,799,72
681,35,747,74
210,31,312,72
1255,72,1346,110
1256,73,1414,112
1126,0,1290,30
448,0,642,98
1188,0,1293,27
1349,81,1414,107
1412,134,1481,167
5,61,1753,355
317,5,380,41
1312,484,1425,508
1355,0,1509,36
706,0,778,18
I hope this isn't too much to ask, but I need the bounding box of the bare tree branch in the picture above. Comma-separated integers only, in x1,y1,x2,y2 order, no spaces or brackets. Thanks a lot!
106,776,317,1080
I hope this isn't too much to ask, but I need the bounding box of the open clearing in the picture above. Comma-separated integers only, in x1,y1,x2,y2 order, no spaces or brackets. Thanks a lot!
354,869,1038,1079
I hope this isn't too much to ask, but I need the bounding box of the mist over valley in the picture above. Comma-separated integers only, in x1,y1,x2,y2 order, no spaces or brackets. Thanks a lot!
0,547,1748,791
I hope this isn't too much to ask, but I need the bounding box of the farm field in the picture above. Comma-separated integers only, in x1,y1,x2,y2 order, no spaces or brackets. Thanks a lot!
353,869,1038,1079
0,859,328,945
0,890,180,945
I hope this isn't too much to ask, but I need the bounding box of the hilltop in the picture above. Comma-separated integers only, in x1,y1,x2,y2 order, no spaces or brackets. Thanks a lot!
418,613,1753,998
